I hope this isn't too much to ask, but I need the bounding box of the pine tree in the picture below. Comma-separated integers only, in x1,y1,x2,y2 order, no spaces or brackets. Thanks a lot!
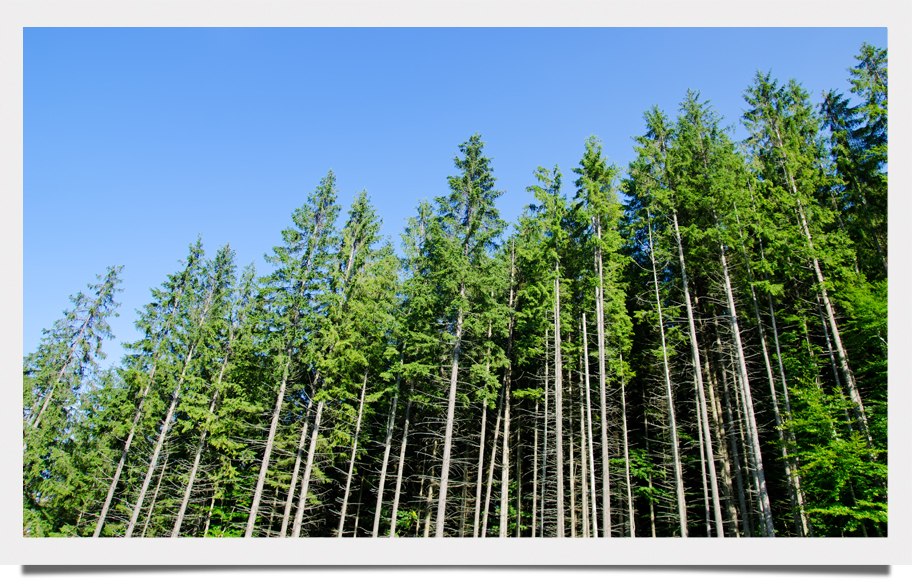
23,265,122,536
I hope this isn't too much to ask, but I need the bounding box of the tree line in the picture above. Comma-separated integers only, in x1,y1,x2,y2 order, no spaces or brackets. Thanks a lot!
23,43,887,538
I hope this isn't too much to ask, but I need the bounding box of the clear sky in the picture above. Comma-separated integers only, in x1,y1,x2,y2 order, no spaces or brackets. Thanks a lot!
24,27,887,366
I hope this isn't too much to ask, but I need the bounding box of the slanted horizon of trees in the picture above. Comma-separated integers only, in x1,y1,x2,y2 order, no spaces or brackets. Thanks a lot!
23,43,887,538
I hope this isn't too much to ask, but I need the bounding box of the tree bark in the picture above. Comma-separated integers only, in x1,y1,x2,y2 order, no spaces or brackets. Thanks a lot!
279,397,314,537
373,366,402,537
292,398,325,537
582,313,599,537
553,272,565,538
594,218,611,537
338,372,369,537
435,284,465,537
126,342,198,538
717,235,775,536
671,206,724,536
389,380,414,538
647,213,688,537
245,358,291,538
140,454,168,537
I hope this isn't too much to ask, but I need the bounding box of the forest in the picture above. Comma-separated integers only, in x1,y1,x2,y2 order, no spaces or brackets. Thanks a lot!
23,43,887,538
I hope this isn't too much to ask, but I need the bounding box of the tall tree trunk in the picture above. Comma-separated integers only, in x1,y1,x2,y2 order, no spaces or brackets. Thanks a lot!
580,394,590,537
499,241,516,538
553,272,565,538
541,329,550,538
126,342,198,538
279,397,314,538
172,390,221,537
338,372,369,537
619,352,635,537
173,341,233,537
202,494,216,537
140,454,168,537
732,207,808,536
569,377,576,538
436,281,465,537
716,324,751,538
703,347,739,537
772,124,871,447
481,385,505,538
532,398,539,538
695,378,712,537
291,398,325,537
500,391,511,538
581,314,599,537
424,439,439,538
594,218,611,537
372,366,402,537
767,291,810,535
245,358,291,538
716,234,775,536
647,213,687,537
671,206,723,536
389,380,414,538
471,399,487,537
645,414,656,538
514,420,522,538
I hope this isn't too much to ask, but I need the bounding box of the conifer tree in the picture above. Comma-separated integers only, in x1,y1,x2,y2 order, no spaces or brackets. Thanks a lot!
23,266,122,536
432,134,505,537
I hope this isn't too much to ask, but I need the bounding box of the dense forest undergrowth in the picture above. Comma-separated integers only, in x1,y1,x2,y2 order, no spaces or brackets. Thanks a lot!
23,44,887,538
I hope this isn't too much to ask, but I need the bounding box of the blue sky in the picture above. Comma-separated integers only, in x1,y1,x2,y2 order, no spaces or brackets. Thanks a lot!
24,27,887,366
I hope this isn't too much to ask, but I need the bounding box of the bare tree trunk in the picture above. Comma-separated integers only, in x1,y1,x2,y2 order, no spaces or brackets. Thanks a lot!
594,219,611,537
671,207,723,536
704,348,739,537
244,359,290,538
481,386,504,538
338,372,369,537
279,397,313,537
541,329,549,538
499,242,516,538
499,384,512,537
93,360,159,537
580,395,590,537
424,439,439,538
582,313,599,537
732,208,807,536
695,379,711,537
140,454,168,537
173,346,232,537
619,353,634,537
126,343,198,538
202,494,215,537
515,421,522,538
471,398,487,537
569,380,576,538
389,380,414,538
292,398,325,537
436,281,465,537
645,414,656,537
647,213,687,537
370,364,401,537
532,398,539,538
767,292,810,535
553,272,565,538
717,237,774,537
771,125,871,447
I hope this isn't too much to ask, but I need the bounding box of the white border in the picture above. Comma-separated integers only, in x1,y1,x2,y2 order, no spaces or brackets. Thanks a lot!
3,0,910,567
